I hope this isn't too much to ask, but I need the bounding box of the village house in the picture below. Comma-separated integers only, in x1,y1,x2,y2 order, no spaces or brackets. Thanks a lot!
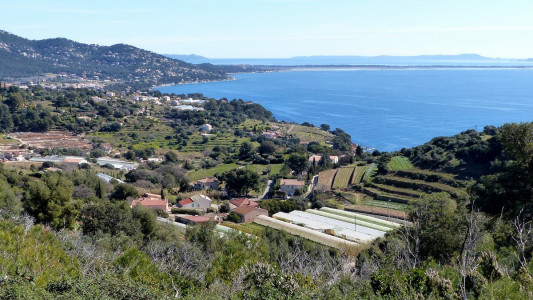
309,155,322,164
177,194,212,212
232,206,269,223
229,197,260,211
175,215,211,225
280,179,305,196
308,155,339,165
192,177,219,190
199,124,213,132
130,193,169,212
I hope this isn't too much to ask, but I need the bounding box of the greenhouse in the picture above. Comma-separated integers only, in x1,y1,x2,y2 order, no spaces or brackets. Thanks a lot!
290,210,386,237
254,215,358,249
306,209,393,232
273,212,375,243
320,207,401,229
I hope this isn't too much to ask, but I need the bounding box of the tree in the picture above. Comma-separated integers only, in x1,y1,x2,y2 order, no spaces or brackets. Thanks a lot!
238,141,254,160
218,169,261,197
320,123,330,132
95,180,106,199
258,140,276,156
6,92,24,110
0,181,20,218
356,145,364,157
164,150,179,163
286,153,308,175
111,183,139,201
23,172,78,230
0,104,13,132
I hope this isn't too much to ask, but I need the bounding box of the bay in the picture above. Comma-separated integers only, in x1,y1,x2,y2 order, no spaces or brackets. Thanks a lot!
157,69,533,152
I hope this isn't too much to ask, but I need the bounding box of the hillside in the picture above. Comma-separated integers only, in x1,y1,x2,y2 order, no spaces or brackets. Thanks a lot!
0,30,228,89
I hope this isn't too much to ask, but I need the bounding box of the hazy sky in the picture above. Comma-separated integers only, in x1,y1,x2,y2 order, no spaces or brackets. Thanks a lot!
1,0,533,58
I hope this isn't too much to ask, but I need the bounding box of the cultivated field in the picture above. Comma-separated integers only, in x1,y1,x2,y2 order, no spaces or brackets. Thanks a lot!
332,167,354,189
317,169,338,191
8,131,92,150
388,156,413,171
351,166,367,184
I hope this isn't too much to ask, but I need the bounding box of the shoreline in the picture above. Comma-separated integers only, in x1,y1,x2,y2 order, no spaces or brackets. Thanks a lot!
152,64,533,89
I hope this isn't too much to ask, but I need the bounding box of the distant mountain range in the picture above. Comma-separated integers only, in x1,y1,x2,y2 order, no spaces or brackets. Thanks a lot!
165,53,530,67
0,30,230,89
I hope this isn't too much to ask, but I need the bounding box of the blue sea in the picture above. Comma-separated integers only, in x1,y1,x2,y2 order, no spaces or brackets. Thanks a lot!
157,68,533,152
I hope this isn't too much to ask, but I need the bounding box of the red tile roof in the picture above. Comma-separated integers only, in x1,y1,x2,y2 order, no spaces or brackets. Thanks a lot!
230,198,259,208
233,206,268,216
130,195,168,211
178,198,193,206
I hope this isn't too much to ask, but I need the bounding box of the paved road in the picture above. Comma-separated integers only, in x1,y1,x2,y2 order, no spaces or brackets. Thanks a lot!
252,179,273,200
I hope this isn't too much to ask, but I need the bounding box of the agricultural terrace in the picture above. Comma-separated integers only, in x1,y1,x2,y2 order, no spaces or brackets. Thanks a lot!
351,166,368,184
317,169,338,191
387,156,413,171
332,167,355,189
363,163,377,182
277,123,333,144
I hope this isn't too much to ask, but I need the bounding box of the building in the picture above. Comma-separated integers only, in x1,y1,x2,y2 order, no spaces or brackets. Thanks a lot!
63,156,89,168
233,206,268,223
229,197,260,211
308,155,339,164
199,124,213,132
96,157,139,170
309,155,322,164
192,177,218,190
175,215,211,225
177,194,212,212
130,193,169,212
280,179,305,196
106,91,116,97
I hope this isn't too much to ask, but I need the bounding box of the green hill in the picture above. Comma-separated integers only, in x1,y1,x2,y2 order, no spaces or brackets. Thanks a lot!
0,30,228,89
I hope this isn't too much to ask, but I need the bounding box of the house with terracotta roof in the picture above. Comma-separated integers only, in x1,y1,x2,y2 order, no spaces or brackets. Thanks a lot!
308,155,322,164
229,197,259,211
130,193,169,212
192,177,219,190
280,179,305,196
177,194,212,212
232,206,268,223
175,215,211,225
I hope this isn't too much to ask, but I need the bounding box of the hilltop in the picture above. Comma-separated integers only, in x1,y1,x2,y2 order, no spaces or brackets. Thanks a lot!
0,30,230,89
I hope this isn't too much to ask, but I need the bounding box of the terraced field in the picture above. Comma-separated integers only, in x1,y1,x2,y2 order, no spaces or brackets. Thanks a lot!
351,166,368,184
363,163,378,182
317,169,338,191
388,156,414,171
368,183,425,198
359,167,467,207
362,186,413,203
377,175,465,198
332,167,355,189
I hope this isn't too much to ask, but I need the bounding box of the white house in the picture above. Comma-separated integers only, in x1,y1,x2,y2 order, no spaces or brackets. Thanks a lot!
280,179,305,196
199,124,213,132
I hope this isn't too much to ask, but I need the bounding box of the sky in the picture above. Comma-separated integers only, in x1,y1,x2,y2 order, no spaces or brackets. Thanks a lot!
1,0,533,58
